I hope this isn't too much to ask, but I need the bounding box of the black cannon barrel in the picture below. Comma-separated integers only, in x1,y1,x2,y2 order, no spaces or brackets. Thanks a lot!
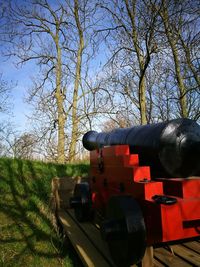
82,118,200,178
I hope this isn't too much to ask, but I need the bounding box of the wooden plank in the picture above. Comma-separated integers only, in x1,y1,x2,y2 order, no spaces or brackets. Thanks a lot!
58,210,111,267
153,258,165,267
68,210,138,267
141,246,154,267
182,241,200,254
67,209,117,267
58,210,200,267
67,210,167,267
154,247,192,267
171,245,200,266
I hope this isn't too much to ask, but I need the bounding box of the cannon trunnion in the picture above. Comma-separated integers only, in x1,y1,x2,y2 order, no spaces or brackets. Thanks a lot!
71,119,200,266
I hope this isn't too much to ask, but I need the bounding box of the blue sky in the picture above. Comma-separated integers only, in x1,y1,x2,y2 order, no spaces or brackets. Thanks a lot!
0,54,37,132
0,45,108,132
0,0,109,134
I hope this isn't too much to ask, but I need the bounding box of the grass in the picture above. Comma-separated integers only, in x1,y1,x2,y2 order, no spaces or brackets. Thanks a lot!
0,157,89,267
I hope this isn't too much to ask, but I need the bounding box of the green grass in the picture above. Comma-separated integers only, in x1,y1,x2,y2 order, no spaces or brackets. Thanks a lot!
0,157,89,267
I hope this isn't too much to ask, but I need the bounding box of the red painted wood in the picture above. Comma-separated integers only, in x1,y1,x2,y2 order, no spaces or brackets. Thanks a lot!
89,145,200,245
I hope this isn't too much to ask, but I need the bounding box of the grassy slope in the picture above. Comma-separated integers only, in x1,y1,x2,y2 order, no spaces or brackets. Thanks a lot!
0,158,89,267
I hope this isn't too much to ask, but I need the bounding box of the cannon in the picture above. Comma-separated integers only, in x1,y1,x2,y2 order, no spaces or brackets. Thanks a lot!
83,118,200,178
70,118,200,267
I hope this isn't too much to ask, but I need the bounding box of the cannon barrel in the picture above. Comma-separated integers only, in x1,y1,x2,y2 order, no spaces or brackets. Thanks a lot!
82,118,200,178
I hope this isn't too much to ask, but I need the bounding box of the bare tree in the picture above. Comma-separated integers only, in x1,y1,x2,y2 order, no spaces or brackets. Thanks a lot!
1,0,100,162
98,0,200,124
68,0,86,162
0,123,18,157
155,0,200,118
98,0,160,124
0,73,12,116
157,0,188,117
1,0,199,163
12,133,37,159
1,0,69,162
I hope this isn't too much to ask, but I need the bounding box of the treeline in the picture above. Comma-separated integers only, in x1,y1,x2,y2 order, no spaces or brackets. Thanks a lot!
0,0,199,162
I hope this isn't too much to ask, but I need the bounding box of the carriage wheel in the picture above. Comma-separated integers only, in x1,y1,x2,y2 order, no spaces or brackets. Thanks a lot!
101,195,146,266
70,182,93,222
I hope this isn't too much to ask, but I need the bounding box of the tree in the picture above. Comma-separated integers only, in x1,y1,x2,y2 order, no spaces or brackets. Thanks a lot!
1,0,68,162
0,73,13,147
0,73,12,116
158,0,188,117
12,133,37,159
1,0,100,162
98,0,200,124
98,0,161,124
155,0,200,119
68,0,87,162
1,0,199,163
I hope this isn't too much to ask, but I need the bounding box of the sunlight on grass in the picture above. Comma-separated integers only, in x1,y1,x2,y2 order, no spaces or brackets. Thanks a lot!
0,157,89,267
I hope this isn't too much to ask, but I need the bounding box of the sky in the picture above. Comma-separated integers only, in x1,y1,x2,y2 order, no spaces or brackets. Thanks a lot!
0,0,63,133
0,54,37,132
0,0,110,135
0,42,108,133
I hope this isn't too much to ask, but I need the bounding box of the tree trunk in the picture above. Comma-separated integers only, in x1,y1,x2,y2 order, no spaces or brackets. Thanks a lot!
179,36,200,88
68,0,84,162
55,28,65,164
161,2,188,118
139,76,147,125
125,0,147,125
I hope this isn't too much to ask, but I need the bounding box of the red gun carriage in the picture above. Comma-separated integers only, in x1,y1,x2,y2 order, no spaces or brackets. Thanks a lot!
70,118,200,266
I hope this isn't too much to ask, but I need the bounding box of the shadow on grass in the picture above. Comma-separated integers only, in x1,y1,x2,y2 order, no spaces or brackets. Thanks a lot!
0,158,85,267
